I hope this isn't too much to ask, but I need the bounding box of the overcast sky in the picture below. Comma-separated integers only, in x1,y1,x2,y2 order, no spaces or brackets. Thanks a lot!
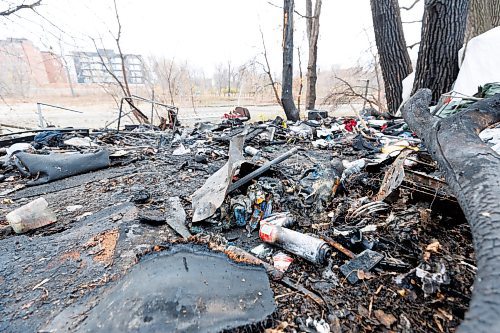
0,0,424,74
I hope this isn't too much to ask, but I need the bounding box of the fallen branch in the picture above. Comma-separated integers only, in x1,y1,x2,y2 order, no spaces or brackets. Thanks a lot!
402,89,500,333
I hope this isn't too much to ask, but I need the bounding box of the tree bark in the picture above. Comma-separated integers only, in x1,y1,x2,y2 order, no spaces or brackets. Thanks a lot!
412,0,469,103
370,0,412,115
465,0,500,44
282,0,300,121
402,89,500,333
305,0,322,111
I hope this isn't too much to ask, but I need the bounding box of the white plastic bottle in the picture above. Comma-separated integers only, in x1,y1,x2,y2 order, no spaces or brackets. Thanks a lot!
6,197,57,233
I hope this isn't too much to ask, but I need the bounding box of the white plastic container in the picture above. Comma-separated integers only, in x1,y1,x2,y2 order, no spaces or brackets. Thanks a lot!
244,146,260,156
341,159,366,180
6,197,57,233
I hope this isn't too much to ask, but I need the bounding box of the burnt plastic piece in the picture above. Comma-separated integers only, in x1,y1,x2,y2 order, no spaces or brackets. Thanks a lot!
78,245,275,333
307,110,328,120
340,249,384,284
138,209,165,225
14,150,110,186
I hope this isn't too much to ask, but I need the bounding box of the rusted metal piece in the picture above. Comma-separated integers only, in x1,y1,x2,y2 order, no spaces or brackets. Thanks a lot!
224,245,283,281
402,169,456,202
280,277,326,306
320,235,355,259
224,245,326,307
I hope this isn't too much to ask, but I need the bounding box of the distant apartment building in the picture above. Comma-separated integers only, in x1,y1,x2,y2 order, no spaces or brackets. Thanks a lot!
0,38,145,97
72,49,145,84
0,38,69,95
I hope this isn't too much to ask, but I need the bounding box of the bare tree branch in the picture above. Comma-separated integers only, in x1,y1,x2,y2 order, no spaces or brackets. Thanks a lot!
112,0,131,98
400,0,421,11
266,1,316,18
91,38,127,96
0,0,41,16
259,25,283,108
402,19,422,24
407,41,421,49
335,76,377,107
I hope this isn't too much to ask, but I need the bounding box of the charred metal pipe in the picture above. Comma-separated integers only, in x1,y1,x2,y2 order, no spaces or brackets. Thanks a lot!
227,147,299,194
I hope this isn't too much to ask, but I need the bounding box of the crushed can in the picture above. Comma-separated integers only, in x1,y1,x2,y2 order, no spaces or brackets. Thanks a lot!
259,224,331,265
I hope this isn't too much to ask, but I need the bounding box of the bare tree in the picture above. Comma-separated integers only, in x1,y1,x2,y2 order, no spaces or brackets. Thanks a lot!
281,0,300,121
0,0,41,16
147,57,179,106
165,58,176,106
325,76,390,118
305,0,322,110
214,63,227,96
296,47,304,111
91,0,148,124
227,61,232,97
187,70,197,113
370,0,412,115
412,0,470,103
258,26,282,108
111,0,131,99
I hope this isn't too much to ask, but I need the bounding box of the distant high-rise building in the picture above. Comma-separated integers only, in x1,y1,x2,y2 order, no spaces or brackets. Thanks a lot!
72,49,145,84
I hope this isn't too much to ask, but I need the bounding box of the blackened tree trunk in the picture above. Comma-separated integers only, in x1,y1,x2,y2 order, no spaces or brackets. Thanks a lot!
412,0,470,103
465,0,500,44
305,0,322,111
370,0,412,115
402,89,500,333
282,0,300,121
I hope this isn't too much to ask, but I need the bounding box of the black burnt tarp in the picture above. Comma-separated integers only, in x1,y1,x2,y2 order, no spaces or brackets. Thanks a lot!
77,244,276,333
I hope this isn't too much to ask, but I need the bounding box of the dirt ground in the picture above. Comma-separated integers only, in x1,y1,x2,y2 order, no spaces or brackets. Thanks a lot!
0,96,357,131
0,118,475,332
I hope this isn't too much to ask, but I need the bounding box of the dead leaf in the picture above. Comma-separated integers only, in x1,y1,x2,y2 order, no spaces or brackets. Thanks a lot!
374,309,397,328
424,241,441,261
358,304,370,318
357,269,376,280
436,308,453,321
426,241,441,253
434,316,445,333
419,208,431,224
265,321,289,333
397,289,408,297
